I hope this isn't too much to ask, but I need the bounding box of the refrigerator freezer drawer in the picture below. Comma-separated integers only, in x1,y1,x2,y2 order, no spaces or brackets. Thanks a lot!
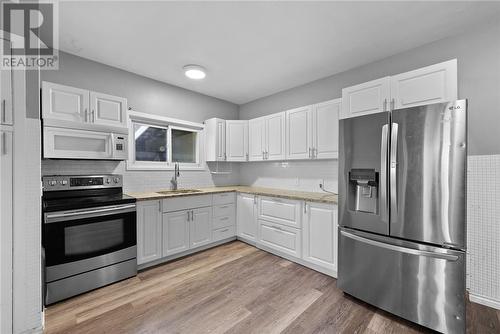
338,228,465,334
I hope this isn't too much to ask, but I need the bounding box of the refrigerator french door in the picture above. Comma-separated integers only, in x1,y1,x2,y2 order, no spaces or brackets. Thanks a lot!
338,100,467,334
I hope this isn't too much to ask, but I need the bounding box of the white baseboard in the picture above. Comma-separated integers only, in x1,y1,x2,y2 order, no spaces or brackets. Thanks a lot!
469,293,500,310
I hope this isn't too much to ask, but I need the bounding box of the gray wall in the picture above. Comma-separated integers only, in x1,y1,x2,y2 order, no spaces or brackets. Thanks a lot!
239,19,500,156
42,51,238,122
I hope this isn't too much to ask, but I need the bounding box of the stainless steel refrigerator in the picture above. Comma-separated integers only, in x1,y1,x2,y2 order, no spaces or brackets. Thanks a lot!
338,100,467,334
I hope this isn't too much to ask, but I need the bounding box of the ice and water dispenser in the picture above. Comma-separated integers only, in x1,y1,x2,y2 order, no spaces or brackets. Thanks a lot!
348,169,378,214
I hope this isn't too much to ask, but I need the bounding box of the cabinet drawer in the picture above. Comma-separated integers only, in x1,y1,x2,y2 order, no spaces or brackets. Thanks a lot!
259,220,301,258
213,192,236,205
258,197,301,228
162,194,212,212
213,214,235,230
213,203,235,218
212,225,236,242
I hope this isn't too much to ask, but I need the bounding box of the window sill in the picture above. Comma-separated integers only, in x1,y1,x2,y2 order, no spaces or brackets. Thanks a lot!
126,161,207,171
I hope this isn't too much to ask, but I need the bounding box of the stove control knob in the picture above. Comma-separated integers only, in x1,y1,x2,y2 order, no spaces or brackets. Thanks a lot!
113,177,120,183
61,180,68,186
49,180,57,186
106,178,111,184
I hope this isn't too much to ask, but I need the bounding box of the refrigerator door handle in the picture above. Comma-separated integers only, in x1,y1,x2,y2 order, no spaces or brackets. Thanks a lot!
390,122,398,221
380,124,389,223
340,230,459,261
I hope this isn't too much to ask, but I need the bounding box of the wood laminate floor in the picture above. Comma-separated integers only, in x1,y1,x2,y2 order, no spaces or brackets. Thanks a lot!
45,241,500,334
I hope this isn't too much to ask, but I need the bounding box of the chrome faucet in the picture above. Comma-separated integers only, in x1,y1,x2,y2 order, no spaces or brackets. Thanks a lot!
170,163,180,190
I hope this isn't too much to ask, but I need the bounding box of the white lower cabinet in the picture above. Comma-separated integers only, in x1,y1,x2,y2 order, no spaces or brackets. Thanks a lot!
237,193,257,241
190,207,212,248
136,200,162,265
259,220,301,258
162,210,190,256
302,202,338,275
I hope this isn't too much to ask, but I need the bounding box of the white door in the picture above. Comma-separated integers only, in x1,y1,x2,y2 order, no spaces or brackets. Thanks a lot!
136,200,162,265
90,91,127,127
390,59,457,110
43,127,113,160
285,106,312,160
42,81,90,123
190,207,212,248
163,210,190,256
237,194,257,241
0,39,13,125
0,129,13,334
226,120,248,161
248,117,265,161
341,77,390,119
312,99,341,159
302,202,337,275
265,112,285,161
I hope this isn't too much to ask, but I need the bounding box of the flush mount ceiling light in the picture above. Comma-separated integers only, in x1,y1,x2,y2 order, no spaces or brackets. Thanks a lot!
183,65,206,80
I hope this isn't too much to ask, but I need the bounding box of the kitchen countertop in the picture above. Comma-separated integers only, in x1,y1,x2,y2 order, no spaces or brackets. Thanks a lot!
127,186,338,204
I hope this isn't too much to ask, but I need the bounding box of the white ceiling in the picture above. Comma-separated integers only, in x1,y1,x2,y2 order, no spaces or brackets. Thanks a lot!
59,1,500,104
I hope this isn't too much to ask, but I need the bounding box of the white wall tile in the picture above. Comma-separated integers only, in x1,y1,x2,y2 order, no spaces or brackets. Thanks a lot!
467,155,500,304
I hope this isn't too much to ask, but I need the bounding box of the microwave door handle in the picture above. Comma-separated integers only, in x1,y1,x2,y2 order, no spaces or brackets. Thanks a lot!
110,134,115,159
380,124,389,223
390,123,399,222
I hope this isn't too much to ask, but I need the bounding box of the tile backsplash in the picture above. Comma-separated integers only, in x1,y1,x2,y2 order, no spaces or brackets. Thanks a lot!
42,160,241,193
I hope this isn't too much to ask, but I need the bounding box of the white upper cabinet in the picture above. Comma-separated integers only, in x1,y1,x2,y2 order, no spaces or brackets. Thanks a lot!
341,77,391,119
302,202,338,276
265,112,286,161
285,99,340,160
205,118,226,161
248,117,266,161
42,81,128,129
390,59,457,110
286,106,312,160
225,120,248,161
341,59,458,119
89,91,127,127
0,39,13,125
312,99,340,159
42,81,90,123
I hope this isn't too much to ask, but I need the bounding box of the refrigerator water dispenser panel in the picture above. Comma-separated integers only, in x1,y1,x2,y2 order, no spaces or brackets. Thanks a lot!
349,169,378,214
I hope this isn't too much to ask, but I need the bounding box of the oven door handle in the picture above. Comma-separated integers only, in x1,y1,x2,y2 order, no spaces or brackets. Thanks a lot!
45,204,136,223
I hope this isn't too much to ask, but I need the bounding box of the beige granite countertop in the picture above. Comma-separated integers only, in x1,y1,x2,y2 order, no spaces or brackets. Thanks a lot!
127,186,337,204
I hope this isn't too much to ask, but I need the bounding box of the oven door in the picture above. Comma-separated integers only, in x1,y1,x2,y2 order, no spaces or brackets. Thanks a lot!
43,203,136,282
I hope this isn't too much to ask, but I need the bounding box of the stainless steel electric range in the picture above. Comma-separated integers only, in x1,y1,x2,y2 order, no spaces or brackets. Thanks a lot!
42,175,137,305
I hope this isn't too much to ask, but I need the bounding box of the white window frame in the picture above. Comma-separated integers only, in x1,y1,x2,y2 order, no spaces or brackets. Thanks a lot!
127,110,205,171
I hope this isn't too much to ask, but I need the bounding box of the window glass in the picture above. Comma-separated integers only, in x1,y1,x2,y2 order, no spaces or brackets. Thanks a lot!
171,129,197,163
134,124,167,162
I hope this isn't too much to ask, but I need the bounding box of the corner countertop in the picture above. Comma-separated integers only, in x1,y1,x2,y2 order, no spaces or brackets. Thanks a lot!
126,186,338,204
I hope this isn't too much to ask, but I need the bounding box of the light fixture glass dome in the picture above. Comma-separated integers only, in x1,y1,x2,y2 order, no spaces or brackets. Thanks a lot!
183,65,206,80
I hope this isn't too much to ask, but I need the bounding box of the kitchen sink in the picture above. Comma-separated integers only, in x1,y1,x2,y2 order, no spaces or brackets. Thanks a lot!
156,189,203,195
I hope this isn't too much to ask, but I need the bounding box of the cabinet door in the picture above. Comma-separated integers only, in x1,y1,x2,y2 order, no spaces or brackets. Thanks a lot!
190,207,212,248
341,77,390,119
285,106,312,160
0,39,13,125
312,99,340,159
42,81,89,123
265,112,285,161
0,130,13,333
136,201,162,265
259,220,301,258
90,91,127,127
226,120,248,161
248,117,265,161
163,210,190,256
302,202,337,274
237,194,257,241
390,59,457,110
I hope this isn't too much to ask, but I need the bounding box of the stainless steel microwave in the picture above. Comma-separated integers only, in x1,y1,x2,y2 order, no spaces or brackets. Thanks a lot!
43,126,128,160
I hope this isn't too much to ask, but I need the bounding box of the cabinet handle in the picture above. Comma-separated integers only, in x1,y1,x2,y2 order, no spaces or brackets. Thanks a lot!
219,205,229,209
92,109,95,122
84,108,88,122
187,211,190,222
312,148,317,159
254,196,257,205
304,201,307,213
246,153,249,161
224,152,227,161
383,99,387,112
390,98,395,111
1,99,6,123
262,151,265,160
308,148,312,158
191,211,194,221
265,151,269,159
220,228,229,232
220,217,229,221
